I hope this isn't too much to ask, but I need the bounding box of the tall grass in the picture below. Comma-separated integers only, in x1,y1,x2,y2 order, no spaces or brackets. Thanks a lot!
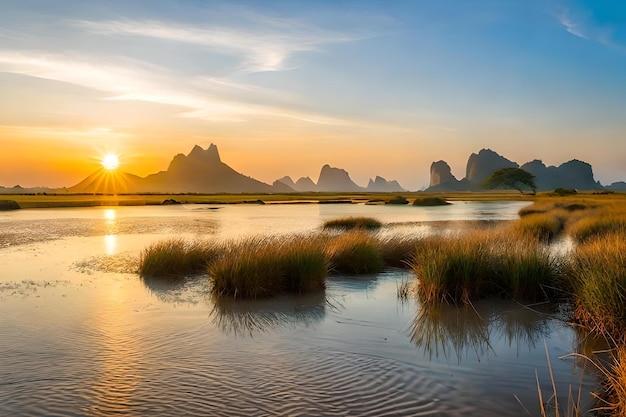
569,215,626,243
209,235,328,299
569,233,626,337
323,216,382,230
325,231,384,274
410,231,493,303
410,231,559,304
139,238,220,278
512,212,564,241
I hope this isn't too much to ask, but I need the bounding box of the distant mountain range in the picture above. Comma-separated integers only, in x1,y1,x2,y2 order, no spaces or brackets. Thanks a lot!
427,148,622,192
1,145,624,194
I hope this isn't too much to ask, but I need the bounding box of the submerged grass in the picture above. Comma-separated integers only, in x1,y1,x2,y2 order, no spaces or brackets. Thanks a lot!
323,216,383,230
139,238,220,278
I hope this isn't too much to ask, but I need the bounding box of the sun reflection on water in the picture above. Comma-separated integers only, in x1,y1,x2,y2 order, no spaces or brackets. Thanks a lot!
104,234,117,255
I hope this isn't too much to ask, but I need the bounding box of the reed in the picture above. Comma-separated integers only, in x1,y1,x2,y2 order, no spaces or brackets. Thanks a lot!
410,231,493,303
209,235,328,299
325,231,384,274
139,238,220,278
569,215,626,243
322,216,382,230
569,233,626,337
512,212,564,241
410,231,559,304
493,239,559,300
377,234,421,268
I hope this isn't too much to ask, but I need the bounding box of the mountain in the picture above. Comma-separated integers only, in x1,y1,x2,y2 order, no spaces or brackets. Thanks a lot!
466,149,518,187
316,164,363,192
67,169,144,194
295,177,318,192
0,185,56,194
140,144,277,193
366,176,406,192
520,159,603,191
607,181,626,191
428,160,464,191
427,149,604,192
68,144,285,194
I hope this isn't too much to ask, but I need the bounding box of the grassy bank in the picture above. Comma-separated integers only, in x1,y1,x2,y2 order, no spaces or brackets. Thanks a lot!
2,190,537,209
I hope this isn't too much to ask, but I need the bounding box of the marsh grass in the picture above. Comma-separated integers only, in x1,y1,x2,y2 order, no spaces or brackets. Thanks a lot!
139,238,220,278
410,231,493,303
412,196,451,206
209,235,328,299
326,231,384,274
569,215,626,243
494,240,560,300
377,234,421,267
512,212,565,241
410,231,559,304
323,216,382,230
569,233,626,336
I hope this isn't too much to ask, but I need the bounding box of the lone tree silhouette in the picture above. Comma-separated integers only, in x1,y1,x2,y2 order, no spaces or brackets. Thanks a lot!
483,168,537,194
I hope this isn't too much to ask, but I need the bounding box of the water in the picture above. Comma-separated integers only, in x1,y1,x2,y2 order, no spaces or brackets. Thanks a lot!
0,202,599,416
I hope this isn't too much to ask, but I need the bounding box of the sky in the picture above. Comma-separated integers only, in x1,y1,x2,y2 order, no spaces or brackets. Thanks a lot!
1,0,625,190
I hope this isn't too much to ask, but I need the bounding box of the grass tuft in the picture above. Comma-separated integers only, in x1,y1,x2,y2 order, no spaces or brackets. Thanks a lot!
326,231,384,274
209,235,328,299
323,216,382,230
139,238,220,278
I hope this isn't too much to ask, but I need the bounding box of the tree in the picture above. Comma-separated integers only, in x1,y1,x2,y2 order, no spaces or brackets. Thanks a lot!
483,168,537,194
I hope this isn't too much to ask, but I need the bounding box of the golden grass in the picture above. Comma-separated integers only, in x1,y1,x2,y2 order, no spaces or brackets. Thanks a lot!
139,238,220,278
410,230,559,304
325,231,384,274
323,216,382,230
209,234,328,299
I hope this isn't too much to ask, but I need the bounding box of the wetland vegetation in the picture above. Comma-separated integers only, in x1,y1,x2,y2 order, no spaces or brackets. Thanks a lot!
135,191,626,416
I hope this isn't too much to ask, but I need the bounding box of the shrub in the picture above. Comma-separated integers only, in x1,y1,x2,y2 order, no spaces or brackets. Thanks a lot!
386,196,409,205
553,188,577,196
412,197,451,206
0,200,20,210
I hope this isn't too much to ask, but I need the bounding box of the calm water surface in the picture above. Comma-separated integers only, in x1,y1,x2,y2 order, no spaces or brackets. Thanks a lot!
0,202,599,416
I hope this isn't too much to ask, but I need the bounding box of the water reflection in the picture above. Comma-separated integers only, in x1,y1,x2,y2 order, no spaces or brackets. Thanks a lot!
104,234,117,255
410,301,552,363
210,291,329,337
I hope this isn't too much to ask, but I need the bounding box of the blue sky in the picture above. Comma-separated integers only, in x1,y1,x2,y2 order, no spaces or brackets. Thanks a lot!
0,0,624,189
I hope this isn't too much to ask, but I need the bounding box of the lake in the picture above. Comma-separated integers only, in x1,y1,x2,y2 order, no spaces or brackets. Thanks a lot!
0,201,599,416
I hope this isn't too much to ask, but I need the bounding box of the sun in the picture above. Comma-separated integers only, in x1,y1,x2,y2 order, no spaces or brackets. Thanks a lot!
101,153,120,170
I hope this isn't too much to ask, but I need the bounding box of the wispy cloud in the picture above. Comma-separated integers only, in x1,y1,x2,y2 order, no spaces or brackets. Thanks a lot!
0,49,416,132
557,11,589,40
71,17,366,73
555,8,620,50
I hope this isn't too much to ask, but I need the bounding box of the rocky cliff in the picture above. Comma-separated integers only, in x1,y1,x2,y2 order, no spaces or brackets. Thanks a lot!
427,149,603,192
316,164,363,192
366,176,405,192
